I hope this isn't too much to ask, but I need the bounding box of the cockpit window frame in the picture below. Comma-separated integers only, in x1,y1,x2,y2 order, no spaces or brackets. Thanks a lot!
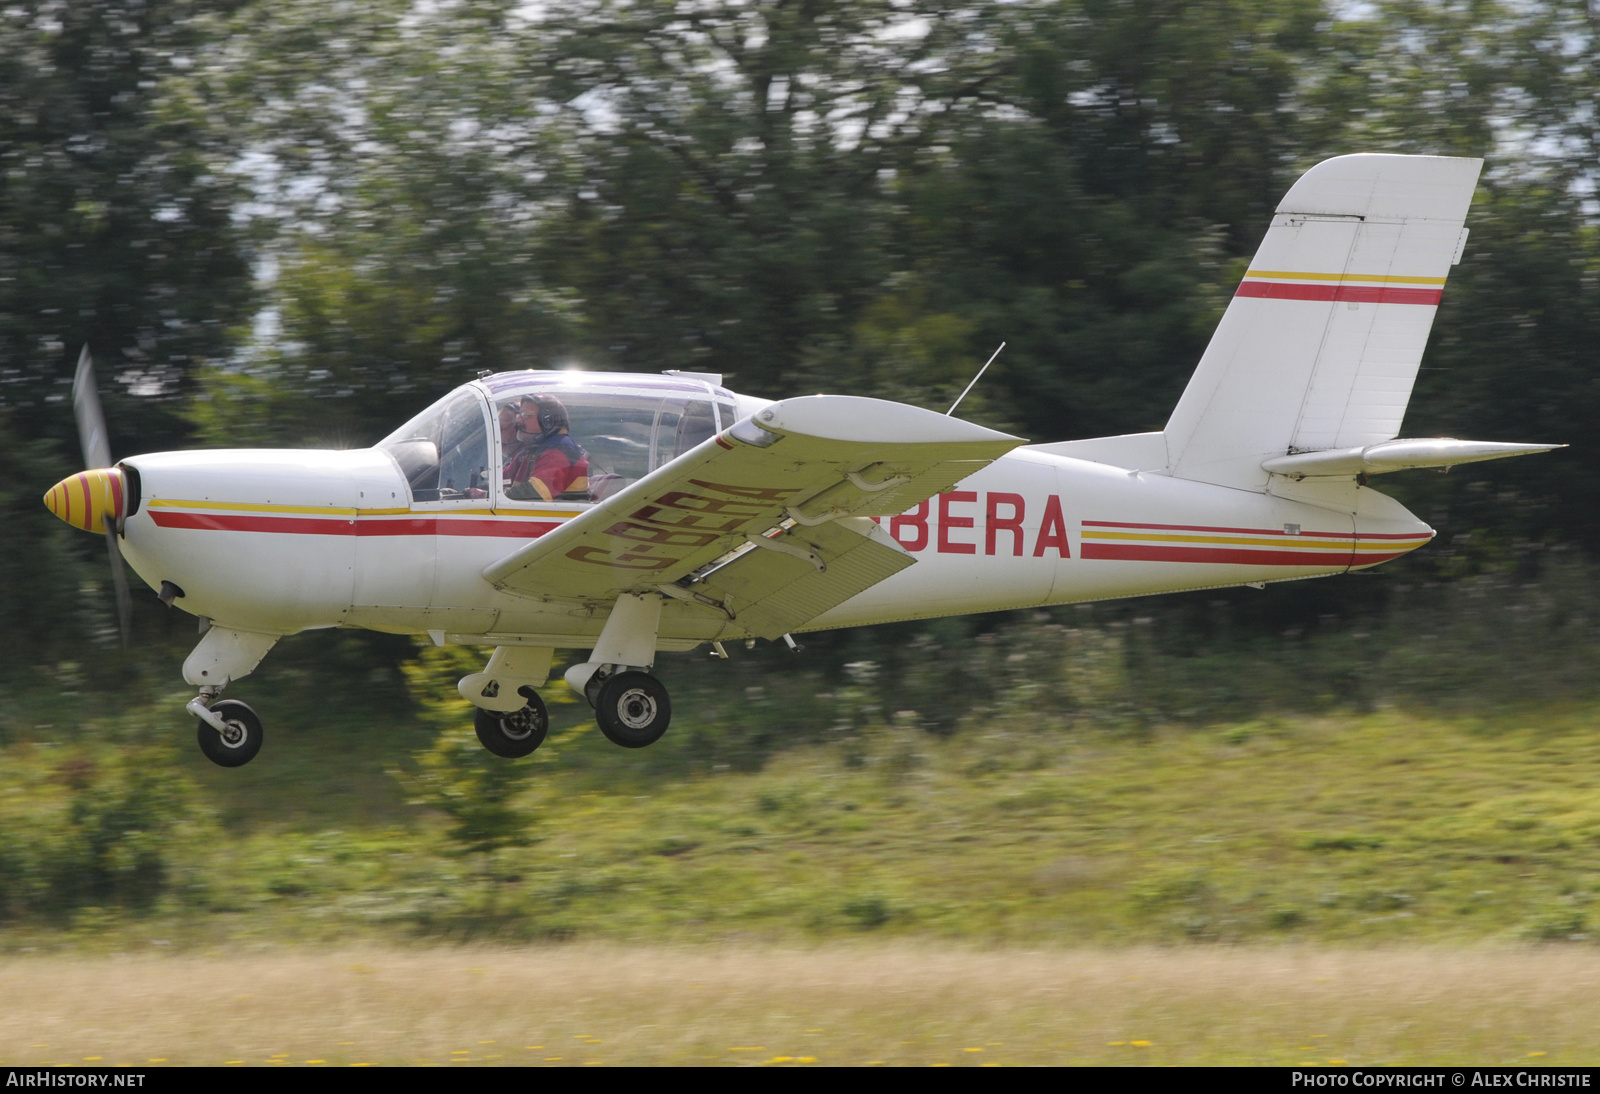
477,371,738,513
376,386,495,508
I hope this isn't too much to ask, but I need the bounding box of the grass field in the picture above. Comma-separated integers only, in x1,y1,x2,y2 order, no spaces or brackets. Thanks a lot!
5,702,1600,947
0,946,1596,1066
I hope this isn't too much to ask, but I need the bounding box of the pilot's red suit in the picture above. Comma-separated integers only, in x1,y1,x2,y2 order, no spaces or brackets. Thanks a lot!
506,432,589,500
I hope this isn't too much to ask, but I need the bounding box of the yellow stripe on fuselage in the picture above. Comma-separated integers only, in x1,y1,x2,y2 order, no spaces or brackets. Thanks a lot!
1083,529,1348,549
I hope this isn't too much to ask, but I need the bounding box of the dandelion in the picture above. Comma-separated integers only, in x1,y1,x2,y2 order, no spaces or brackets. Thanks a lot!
1107,1041,1126,1046
1131,1040,1152,1047
1529,1052,1548,1058
964,1047,983,1053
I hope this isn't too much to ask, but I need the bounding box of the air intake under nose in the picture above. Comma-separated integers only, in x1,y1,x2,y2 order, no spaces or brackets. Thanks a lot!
43,467,125,534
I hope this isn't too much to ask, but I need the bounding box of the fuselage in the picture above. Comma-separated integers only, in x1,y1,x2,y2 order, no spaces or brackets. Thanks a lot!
111,372,1433,651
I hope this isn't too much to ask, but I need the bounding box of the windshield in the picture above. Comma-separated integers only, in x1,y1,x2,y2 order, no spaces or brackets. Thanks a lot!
378,391,492,502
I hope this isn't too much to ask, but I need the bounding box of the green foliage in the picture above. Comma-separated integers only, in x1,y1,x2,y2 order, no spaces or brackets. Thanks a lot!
393,640,583,859
0,0,253,450
12,698,1600,946
0,745,200,922
393,726,536,858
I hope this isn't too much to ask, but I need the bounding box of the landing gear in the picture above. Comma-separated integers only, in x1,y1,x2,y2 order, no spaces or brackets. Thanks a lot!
195,698,264,768
593,671,672,749
182,627,279,768
474,689,550,758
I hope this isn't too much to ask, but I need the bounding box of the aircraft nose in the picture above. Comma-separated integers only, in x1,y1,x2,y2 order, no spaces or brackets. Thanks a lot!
44,467,125,534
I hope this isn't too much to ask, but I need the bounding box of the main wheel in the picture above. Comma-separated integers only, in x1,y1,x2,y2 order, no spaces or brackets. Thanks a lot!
196,699,264,768
594,671,671,748
474,689,549,758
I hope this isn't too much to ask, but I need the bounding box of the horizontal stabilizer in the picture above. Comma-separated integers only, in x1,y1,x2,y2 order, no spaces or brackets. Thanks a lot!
1263,438,1563,479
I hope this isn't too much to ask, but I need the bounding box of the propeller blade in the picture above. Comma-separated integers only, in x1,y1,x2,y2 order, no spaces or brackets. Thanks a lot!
75,349,128,646
72,345,112,470
103,514,132,648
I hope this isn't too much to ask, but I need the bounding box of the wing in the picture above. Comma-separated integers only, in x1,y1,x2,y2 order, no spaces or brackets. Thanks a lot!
481,395,1024,638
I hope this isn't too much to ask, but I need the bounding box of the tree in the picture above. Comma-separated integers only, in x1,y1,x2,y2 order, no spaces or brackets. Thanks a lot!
0,1,253,454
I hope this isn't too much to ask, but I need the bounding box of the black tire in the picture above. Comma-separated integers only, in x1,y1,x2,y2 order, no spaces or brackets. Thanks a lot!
196,699,264,768
474,690,550,758
594,671,671,748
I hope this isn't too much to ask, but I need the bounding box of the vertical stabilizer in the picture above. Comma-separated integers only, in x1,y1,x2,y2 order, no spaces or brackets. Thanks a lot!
1163,154,1482,491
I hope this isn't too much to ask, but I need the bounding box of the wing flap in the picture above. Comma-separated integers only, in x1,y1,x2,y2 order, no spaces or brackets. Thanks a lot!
685,518,914,640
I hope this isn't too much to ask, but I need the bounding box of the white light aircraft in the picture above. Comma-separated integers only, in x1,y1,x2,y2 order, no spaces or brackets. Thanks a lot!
44,154,1561,767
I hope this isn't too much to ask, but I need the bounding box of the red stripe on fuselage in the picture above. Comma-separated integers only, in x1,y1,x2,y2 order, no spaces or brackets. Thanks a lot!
1082,520,1430,543
1082,542,1356,567
1235,281,1443,306
149,510,562,539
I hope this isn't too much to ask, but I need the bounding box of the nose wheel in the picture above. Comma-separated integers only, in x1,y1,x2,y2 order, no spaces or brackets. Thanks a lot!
474,690,550,758
594,671,671,748
195,699,264,768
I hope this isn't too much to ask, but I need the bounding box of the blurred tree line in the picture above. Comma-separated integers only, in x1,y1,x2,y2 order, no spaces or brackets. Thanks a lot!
2,0,1597,709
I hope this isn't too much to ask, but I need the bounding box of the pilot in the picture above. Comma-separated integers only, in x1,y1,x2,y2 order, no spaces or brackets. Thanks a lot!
504,394,589,501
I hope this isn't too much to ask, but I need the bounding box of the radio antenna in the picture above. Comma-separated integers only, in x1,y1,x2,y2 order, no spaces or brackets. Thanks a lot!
946,342,1005,417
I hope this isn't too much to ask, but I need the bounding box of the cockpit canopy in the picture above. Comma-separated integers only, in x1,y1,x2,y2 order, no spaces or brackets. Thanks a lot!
377,371,742,504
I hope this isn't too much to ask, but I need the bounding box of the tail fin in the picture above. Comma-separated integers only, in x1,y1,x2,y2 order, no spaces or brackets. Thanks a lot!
1163,154,1482,491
